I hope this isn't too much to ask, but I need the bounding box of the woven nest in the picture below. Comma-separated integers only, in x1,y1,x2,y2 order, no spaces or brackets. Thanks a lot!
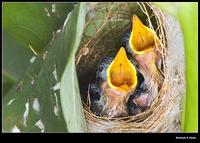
76,2,185,132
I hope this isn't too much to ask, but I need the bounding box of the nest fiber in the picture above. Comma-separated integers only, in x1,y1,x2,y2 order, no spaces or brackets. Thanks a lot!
76,2,185,132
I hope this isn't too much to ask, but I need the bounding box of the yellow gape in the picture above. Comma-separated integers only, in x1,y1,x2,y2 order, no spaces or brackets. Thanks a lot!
128,15,163,106
107,47,137,93
129,15,160,54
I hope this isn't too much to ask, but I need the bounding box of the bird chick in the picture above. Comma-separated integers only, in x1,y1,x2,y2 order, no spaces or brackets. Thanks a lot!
123,15,164,105
89,48,145,117
89,82,105,116
89,57,113,116
100,47,138,117
90,48,141,117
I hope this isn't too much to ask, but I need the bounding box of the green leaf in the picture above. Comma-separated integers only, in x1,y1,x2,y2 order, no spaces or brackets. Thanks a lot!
49,3,76,31
3,3,55,53
3,31,71,132
60,57,86,132
178,3,198,133
2,80,14,96
154,2,198,132
60,3,87,132
2,3,75,95
3,3,86,132
3,30,34,95
3,30,34,80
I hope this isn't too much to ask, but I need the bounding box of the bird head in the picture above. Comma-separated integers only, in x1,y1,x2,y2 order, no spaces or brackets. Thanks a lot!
101,47,138,117
129,15,161,55
128,15,162,85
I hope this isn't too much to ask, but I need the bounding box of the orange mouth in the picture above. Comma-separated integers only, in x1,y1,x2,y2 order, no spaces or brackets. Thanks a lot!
129,15,160,54
107,47,137,93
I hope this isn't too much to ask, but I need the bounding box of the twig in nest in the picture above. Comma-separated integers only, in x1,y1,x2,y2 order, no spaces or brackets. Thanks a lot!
87,84,91,108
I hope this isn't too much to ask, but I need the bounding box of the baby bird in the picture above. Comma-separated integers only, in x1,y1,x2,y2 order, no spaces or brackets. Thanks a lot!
90,47,144,117
127,87,149,116
89,57,113,116
122,15,164,106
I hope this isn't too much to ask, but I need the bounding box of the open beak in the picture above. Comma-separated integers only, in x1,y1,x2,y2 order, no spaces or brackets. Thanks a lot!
128,15,164,104
129,15,162,80
129,15,160,55
101,47,137,117
107,47,137,95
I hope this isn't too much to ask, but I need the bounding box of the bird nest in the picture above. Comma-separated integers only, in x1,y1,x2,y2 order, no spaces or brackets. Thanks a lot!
76,2,185,132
